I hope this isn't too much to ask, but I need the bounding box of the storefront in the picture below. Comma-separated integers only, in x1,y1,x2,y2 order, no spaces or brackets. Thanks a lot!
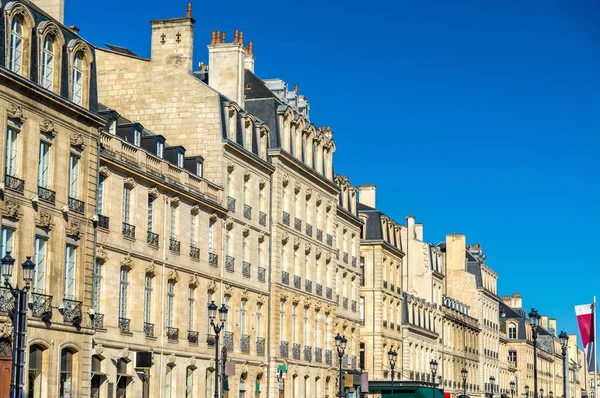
368,380,447,398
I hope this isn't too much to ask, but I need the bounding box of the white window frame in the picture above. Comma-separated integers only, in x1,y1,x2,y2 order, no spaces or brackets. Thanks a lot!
122,184,131,224
72,52,83,105
166,280,175,328
41,35,54,90
64,245,76,299
92,261,102,312
156,141,164,158
33,237,47,294
118,267,128,320
9,17,24,75
188,286,195,332
144,273,152,324
97,175,105,215
177,152,184,168
68,154,79,199
147,195,155,233
5,124,20,178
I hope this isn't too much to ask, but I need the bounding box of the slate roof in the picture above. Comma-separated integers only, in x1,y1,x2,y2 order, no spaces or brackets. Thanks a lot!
105,44,138,57
357,202,402,251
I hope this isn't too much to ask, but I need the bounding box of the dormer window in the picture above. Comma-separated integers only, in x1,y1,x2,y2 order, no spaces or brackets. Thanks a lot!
177,153,184,168
196,162,203,177
41,36,54,90
72,52,84,105
10,17,24,74
108,118,117,135
157,141,164,159
133,129,141,147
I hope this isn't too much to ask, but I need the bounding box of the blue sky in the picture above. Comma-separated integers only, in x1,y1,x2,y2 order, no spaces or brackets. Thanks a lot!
67,1,600,345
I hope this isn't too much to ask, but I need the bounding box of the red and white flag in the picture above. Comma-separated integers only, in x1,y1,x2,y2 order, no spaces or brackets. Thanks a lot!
575,303,595,371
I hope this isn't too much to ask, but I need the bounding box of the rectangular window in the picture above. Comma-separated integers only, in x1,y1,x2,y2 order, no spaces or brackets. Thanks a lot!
42,37,54,90
9,19,23,74
147,195,154,232
68,155,79,198
133,129,141,147
5,125,19,177
64,245,76,299
359,297,365,325
313,316,319,348
108,118,117,135
291,304,297,344
165,367,173,398
156,141,164,158
38,141,51,188
122,185,131,224
256,304,262,338
185,367,194,398
190,212,197,245
208,219,215,252
169,204,177,239
177,152,184,168
207,292,213,335
303,307,308,343
97,176,105,215
144,274,152,324
1,227,14,260
224,295,230,332
279,300,285,340
508,350,517,364
196,162,202,177
92,261,102,312
188,286,194,331
72,54,83,105
119,268,128,319
240,300,247,334
166,280,175,328
33,237,47,294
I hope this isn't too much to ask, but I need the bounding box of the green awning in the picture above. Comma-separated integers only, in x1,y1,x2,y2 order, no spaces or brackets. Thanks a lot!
369,382,446,398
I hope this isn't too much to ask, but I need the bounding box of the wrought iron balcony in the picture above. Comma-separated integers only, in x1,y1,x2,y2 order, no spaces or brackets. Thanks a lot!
316,229,323,241
352,256,357,267
5,175,24,193
227,196,236,212
169,238,180,254
281,271,289,285
383,281,388,289
294,217,302,231
244,204,252,220
326,234,333,246
304,346,312,362
306,223,312,236
206,334,216,346
343,252,348,264
351,355,357,370
316,283,323,296
292,343,301,360
37,186,55,204
69,197,85,213
282,211,290,225
98,215,110,229
144,322,154,337
351,300,357,313
240,334,250,353
62,299,82,325
119,317,130,333
242,261,251,277
31,293,52,319
122,222,135,239
224,331,233,351
256,337,265,356
280,341,289,358
225,256,235,272
258,267,266,282
326,287,332,299
325,349,332,365
188,330,199,344
209,251,218,266
259,211,267,226
147,231,158,246
92,313,104,329
294,275,301,289
343,297,348,310
315,347,322,363
190,245,200,259
166,327,179,341
305,279,312,293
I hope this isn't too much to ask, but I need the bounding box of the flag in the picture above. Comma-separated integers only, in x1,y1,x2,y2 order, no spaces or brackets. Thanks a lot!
575,303,595,371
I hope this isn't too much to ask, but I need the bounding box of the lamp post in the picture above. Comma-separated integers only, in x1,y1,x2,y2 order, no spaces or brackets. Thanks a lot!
388,349,397,397
549,390,553,398
525,385,530,398
540,388,544,398
1,252,35,398
461,368,468,398
490,376,496,398
208,300,228,398
559,331,568,398
430,360,438,398
529,308,541,398
335,333,347,398
510,380,516,398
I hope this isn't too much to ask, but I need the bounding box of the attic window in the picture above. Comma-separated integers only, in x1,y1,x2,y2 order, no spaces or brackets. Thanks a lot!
156,141,164,159
196,162,203,177
177,152,184,168
245,83,251,90
108,118,117,135
133,129,141,146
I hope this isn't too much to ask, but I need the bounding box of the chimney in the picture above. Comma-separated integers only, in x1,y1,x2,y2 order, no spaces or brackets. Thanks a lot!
406,215,416,240
445,233,466,271
150,4,195,72
244,42,255,74
549,318,557,336
208,29,247,106
415,223,424,241
511,292,522,308
31,0,65,23
358,184,376,208
294,84,298,93
540,315,549,330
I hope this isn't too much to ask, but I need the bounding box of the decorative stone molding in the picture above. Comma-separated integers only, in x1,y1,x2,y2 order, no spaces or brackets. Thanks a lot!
281,232,289,245
243,171,251,182
291,294,301,305
40,119,57,137
188,275,200,288
304,243,312,254
242,227,250,237
227,162,235,173
119,348,130,360
305,188,312,200
66,219,82,238
293,237,300,250
3,200,22,220
70,133,86,149
207,279,217,294
167,269,179,283
99,166,111,178
257,294,266,305
244,120,251,128
170,197,180,207
188,358,197,368
224,284,234,296
326,201,332,211
35,210,54,230
282,174,290,187
315,247,322,259
123,177,137,189
148,188,160,199
120,254,134,271
280,292,289,302
92,343,104,357
190,205,200,215
0,321,13,341
258,179,266,189
258,232,266,243
209,213,218,222
225,219,234,230
294,182,301,194
325,252,332,264
145,262,157,277
304,299,312,308
167,355,176,365
96,245,108,264
316,194,322,206
7,105,25,123
241,289,249,301
314,302,322,312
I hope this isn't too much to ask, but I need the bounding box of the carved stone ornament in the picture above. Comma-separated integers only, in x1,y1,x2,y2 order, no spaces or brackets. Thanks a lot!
305,188,312,200
304,299,312,308
225,219,234,230
119,348,130,360
70,133,86,149
227,162,235,173
96,245,108,264
291,294,301,305
167,355,176,365
207,279,217,294
228,109,235,118
224,284,234,296
242,227,250,237
120,254,134,271
294,182,301,194
92,343,104,357
258,232,266,243
315,247,322,259
40,119,58,137
258,179,266,189
282,174,290,187
243,171,251,182
0,321,13,341
148,188,160,199
241,289,249,301
257,294,266,305
325,252,332,264
123,177,137,189
316,194,322,206
7,105,25,123
66,218,82,238
343,320,349,330
293,237,300,250
167,269,180,283
189,275,200,288
314,302,322,312
3,200,22,220
281,232,289,245
170,197,180,207
35,210,54,230
305,243,312,254
280,292,289,302
190,205,200,215
188,358,196,367
99,166,111,178
209,213,218,222
326,201,332,211
146,262,158,277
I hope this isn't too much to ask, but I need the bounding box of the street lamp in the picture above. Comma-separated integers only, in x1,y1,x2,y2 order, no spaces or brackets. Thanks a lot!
335,333,347,398
388,349,397,397
529,308,541,398
208,300,228,398
549,391,553,398
461,368,468,398
1,252,34,398
430,360,438,398
540,388,544,398
559,331,568,398
490,376,496,398
525,385,530,398
510,380,516,398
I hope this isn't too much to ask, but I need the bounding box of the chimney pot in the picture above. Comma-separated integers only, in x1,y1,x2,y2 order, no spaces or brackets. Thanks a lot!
249,42,253,54
239,31,244,45
294,84,298,93
234,29,239,44
200,62,206,71
216,30,221,44
222,32,226,43
186,2,192,18
211,31,216,45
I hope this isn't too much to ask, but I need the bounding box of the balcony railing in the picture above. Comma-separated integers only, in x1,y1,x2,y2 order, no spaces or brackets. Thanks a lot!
258,267,266,282
225,256,235,272
147,231,158,246
169,238,180,254
325,349,332,365
306,223,312,236
31,293,52,320
315,347,322,363
281,271,289,285
190,245,200,260
343,298,348,310
351,300,357,313
305,279,312,293
294,275,301,289
242,261,251,277
282,211,290,225
62,299,82,325
188,330,199,344
206,334,216,346
316,283,323,296
144,322,154,337
352,256,357,267
119,317,131,333
227,196,236,212
292,343,301,360
122,222,135,239
256,337,265,356
259,211,267,226
166,327,179,341
294,218,302,231
69,197,85,213
343,252,349,264
351,355,357,370
280,341,289,358
209,251,218,266
5,175,24,193
37,186,55,204
224,331,233,351
304,346,312,362
98,215,110,229
244,204,252,220
240,334,250,353
326,287,333,299
316,229,323,241
326,234,333,246
92,313,104,329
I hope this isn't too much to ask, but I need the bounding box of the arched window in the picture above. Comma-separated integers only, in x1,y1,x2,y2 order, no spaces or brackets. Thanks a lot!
9,16,24,74
508,323,517,339
239,375,246,398
60,348,76,398
29,344,45,398
41,35,54,90
71,52,84,105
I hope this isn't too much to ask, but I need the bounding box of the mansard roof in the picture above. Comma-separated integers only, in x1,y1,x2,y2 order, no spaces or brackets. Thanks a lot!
357,202,403,252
